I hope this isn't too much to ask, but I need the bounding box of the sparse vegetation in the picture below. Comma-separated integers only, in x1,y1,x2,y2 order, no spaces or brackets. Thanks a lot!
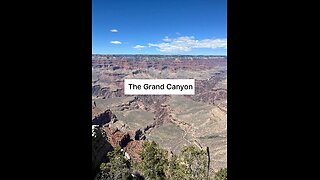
95,141,227,180
135,141,168,180
166,146,209,180
96,146,131,180
215,168,227,180
179,146,208,179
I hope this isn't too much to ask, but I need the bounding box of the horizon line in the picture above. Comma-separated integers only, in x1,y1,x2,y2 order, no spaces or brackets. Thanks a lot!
92,53,227,56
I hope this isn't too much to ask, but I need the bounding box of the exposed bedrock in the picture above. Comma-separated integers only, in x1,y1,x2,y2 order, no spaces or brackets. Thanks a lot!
92,85,123,98
92,109,117,126
92,55,226,72
92,126,113,177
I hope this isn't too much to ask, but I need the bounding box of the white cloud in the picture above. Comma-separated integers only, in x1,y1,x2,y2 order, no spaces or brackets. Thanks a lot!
110,29,118,32
133,45,146,49
148,36,227,53
176,32,181,35
162,36,172,42
110,41,122,44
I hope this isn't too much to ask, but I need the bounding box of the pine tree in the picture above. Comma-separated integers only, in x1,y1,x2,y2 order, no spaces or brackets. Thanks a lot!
166,154,186,179
136,141,168,180
169,145,208,180
98,146,131,180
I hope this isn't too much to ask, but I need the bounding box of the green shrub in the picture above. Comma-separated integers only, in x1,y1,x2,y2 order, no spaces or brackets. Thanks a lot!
98,146,131,180
215,168,227,180
136,141,168,180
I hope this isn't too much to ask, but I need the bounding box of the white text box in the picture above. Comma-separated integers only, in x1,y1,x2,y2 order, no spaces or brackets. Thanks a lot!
124,79,195,95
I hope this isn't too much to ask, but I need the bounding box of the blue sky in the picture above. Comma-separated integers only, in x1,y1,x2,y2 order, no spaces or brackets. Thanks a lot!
92,0,226,55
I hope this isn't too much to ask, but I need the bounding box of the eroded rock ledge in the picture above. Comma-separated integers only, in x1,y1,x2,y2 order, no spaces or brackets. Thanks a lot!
92,109,146,177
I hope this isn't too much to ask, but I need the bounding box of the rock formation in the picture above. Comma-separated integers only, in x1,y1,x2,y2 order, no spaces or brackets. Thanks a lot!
92,109,117,126
92,126,113,176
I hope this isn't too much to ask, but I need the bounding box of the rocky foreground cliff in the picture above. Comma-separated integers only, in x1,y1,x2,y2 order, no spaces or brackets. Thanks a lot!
92,109,146,177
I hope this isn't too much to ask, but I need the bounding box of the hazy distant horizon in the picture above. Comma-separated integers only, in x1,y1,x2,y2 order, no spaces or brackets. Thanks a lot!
92,53,227,57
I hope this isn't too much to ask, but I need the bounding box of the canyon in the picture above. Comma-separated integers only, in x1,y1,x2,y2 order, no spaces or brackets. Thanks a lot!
92,54,227,176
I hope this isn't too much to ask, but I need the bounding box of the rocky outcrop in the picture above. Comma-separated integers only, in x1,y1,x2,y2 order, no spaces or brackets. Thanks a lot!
92,84,123,98
92,109,149,177
101,125,146,163
92,126,113,176
124,140,144,162
103,126,131,148
92,109,117,126
92,85,102,96
134,129,146,140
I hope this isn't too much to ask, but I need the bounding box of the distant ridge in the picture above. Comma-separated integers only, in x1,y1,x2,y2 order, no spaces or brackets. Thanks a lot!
92,54,227,57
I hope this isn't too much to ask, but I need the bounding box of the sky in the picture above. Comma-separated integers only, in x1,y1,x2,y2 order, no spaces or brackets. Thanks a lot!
92,0,226,55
